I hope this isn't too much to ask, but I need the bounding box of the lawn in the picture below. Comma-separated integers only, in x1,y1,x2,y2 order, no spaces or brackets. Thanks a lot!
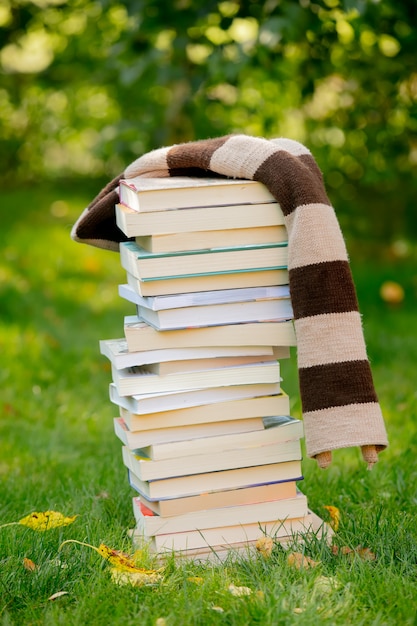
1,182,416,625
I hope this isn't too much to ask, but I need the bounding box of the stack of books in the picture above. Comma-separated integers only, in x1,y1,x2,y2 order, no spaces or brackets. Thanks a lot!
100,176,328,561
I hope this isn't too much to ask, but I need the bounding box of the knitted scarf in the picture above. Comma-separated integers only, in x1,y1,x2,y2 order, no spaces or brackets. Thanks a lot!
72,134,388,469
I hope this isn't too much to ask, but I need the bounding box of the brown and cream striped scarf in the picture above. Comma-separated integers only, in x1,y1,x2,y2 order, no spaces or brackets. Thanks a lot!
72,134,388,469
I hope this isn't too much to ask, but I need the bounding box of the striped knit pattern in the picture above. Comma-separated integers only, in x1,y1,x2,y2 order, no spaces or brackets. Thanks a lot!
71,134,388,468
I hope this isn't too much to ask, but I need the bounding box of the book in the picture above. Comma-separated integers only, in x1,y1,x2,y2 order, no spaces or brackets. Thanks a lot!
134,415,303,460
109,381,283,415
134,417,302,462
145,355,277,376
126,458,303,500
132,512,316,553
121,437,302,481
100,337,276,370
125,267,290,296
124,316,297,352
136,297,293,330
118,283,290,311
111,360,281,397
130,511,332,557
133,492,308,536
136,224,288,254
119,176,276,212
113,415,267,449
116,202,285,238
136,479,299,517
120,240,288,281
117,392,291,430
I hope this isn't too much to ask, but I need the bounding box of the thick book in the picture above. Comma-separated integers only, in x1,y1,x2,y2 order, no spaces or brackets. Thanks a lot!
126,459,303,500
119,176,276,212
120,240,288,281
124,316,297,352
136,298,293,330
121,437,302,481
133,492,308,536
111,360,281,397
109,381,283,415
116,202,285,238
100,337,275,370
136,224,288,254
136,479,299,517
133,512,315,553
125,267,290,296
119,283,290,311
113,415,267,449
135,415,303,461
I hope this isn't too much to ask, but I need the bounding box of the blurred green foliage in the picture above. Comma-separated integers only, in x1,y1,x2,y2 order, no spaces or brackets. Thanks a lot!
1,0,416,240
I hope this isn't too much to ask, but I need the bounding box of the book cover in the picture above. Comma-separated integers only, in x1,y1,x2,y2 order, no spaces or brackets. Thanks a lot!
119,176,276,212
120,240,288,281
111,360,281,397
123,316,296,352
121,437,302,481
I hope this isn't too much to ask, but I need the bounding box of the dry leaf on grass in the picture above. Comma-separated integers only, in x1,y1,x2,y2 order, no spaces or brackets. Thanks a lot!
0,511,78,531
287,552,321,569
23,557,37,571
187,576,204,585
59,539,164,583
256,536,274,558
331,545,376,561
323,505,340,531
110,568,163,587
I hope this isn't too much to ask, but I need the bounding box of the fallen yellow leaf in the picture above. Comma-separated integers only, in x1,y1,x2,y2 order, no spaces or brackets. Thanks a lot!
110,568,163,587
59,540,164,576
23,557,37,571
187,576,204,585
1,511,78,531
323,505,340,531
255,536,273,558
287,552,320,570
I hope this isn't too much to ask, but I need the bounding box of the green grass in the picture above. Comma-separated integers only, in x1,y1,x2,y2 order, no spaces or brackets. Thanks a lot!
1,182,417,625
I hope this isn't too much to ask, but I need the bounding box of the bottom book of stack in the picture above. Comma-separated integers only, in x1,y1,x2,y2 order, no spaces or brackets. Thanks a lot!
116,415,332,561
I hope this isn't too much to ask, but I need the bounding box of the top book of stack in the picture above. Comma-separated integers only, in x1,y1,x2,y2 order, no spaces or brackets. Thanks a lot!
118,176,276,212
